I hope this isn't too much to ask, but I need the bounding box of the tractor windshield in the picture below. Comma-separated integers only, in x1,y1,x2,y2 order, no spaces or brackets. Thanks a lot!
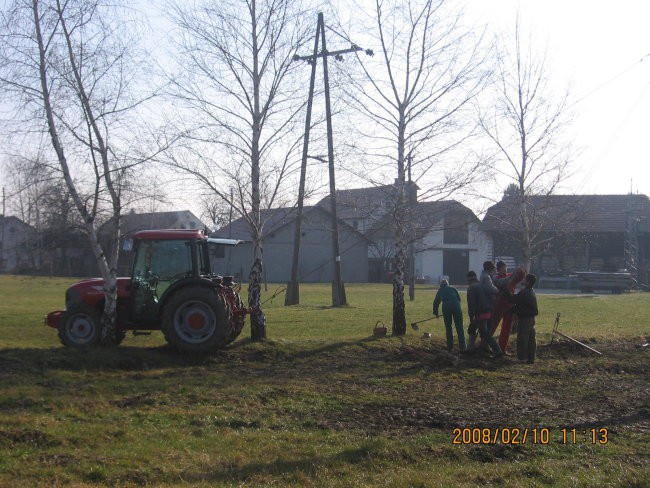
134,239,192,282
131,239,193,320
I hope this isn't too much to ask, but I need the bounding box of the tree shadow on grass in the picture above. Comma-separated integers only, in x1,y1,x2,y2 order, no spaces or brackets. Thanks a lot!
0,344,222,374
176,445,379,485
0,335,537,378
0,336,383,375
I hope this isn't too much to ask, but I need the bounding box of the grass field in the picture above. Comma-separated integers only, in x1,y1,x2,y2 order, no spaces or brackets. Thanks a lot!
0,275,648,487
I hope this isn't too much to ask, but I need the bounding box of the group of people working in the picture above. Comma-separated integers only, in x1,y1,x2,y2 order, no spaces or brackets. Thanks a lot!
432,260,539,363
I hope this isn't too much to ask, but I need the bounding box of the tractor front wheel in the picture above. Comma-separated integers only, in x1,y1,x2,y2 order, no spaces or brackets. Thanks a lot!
58,304,102,348
161,286,233,353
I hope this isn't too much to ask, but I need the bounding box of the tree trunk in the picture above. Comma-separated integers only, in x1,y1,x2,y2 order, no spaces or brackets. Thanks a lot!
85,221,119,345
392,108,407,336
518,186,532,272
521,206,532,272
392,229,407,336
249,240,266,340
247,0,266,340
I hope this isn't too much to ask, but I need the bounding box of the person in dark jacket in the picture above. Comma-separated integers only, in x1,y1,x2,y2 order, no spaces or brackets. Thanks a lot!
480,260,499,298
466,271,502,357
433,279,466,352
504,273,539,363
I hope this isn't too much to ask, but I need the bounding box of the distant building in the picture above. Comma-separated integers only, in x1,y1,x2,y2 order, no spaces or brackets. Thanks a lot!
411,201,491,285
316,184,490,284
120,210,206,235
211,206,369,283
359,200,490,285
481,194,650,285
0,216,35,273
315,182,417,234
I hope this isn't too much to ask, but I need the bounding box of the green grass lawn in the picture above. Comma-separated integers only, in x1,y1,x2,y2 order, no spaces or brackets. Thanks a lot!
0,275,648,487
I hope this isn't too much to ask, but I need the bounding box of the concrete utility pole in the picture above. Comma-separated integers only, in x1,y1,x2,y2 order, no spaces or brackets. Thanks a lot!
286,12,371,307
285,14,322,306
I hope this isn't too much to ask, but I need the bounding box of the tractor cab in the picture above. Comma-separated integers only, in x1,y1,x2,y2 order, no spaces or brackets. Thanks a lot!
127,230,214,324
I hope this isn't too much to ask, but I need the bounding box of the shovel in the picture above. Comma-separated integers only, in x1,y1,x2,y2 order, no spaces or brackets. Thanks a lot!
410,316,440,331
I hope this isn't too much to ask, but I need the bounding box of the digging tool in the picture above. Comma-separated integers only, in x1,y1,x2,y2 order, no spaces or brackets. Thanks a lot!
550,312,602,355
410,315,441,331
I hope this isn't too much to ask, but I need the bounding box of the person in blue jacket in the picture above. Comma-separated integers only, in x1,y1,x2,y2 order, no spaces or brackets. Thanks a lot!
433,278,467,352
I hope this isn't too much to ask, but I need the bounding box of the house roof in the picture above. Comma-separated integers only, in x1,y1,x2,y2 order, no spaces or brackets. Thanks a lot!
481,194,650,233
315,182,419,221
366,199,479,238
413,200,480,228
211,206,370,242
211,207,301,240
0,215,34,231
121,210,206,234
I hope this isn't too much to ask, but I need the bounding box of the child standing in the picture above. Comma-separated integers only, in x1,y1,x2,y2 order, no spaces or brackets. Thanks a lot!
433,279,466,352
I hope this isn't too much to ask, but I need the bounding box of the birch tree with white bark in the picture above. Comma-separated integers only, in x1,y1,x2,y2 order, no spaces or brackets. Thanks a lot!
478,18,573,271
164,0,311,340
0,0,155,343
344,0,490,335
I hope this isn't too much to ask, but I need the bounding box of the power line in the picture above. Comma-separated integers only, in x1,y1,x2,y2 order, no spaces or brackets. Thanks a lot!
575,79,650,192
569,53,650,109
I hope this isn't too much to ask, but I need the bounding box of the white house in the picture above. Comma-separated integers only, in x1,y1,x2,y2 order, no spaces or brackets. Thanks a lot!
413,201,492,285
317,184,491,284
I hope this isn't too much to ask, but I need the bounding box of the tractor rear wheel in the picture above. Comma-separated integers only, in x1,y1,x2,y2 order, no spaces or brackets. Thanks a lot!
161,286,234,353
58,304,102,348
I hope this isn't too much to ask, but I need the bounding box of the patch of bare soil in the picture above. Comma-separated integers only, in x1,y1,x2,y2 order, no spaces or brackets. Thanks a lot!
0,429,57,447
308,338,649,436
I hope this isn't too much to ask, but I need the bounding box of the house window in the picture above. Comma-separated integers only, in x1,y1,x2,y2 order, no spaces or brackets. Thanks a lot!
352,220,359,230
443,214,469,244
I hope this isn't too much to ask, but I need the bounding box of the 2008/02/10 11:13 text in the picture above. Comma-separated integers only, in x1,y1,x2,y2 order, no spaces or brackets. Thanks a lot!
451,427,609,445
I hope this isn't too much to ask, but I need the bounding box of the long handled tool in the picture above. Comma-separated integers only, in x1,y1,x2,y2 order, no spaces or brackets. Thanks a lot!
410,316,441,331
550,312,602,355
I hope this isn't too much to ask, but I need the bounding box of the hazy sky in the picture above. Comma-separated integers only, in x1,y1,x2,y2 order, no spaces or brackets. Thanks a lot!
3,0,648,221
471,0,650,197
159,0,650,220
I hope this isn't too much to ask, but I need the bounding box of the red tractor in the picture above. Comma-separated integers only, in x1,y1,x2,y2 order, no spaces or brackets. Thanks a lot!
45,229,248,353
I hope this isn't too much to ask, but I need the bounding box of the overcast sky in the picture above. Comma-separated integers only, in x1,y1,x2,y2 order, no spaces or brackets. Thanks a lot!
470,0,650,197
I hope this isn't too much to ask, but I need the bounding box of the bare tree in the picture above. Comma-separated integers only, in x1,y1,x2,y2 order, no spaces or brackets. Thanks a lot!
478,17,573,271
343,0,490,335
0,0,155,343
164,0,310,340
199,194,233,232
2,153,83,274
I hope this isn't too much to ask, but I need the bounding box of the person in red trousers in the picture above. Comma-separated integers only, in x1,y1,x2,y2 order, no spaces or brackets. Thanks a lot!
491,261,525,354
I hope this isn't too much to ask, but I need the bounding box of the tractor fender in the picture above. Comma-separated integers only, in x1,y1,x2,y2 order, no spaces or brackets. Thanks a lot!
158,278,220,315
